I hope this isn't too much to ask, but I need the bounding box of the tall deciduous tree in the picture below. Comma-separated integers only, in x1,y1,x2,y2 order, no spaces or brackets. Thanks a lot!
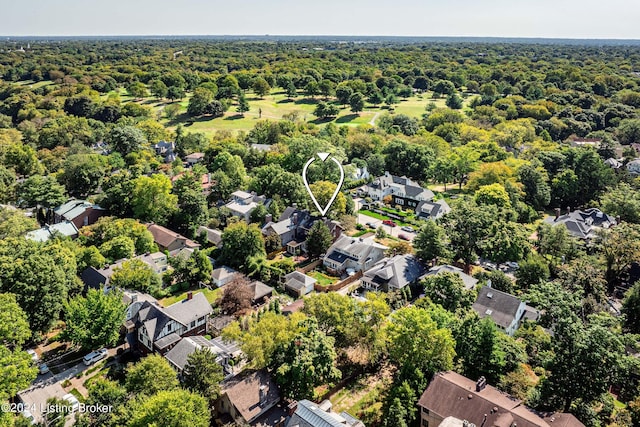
127,389,210,427
110,259,162,295
107,125,147,156
422,272,476,312
218,222,266,271
125,354,179,396
18,174,66,209
132,174,178,224
182,348,224,402
217,276,253,316
62,289,126,350
305,221,333,259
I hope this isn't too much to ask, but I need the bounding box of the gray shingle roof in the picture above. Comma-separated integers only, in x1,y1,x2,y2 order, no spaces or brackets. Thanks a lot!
472,286,522,329
363,255,426,289
286,400,364,427
422,265,478,290
164,292,212,326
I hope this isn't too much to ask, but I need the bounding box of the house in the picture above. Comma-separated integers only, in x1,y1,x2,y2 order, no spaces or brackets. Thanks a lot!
154,140,176,163
25,221,79,242
544,207,616,240
604,158,622,169
421,265,478,291
198,226,223,246
284,271,317,297
418,371,584,427
472,286,539,336
164,335,244,378
361,254,426,292
286,399,364,427
251,143,274,152
262,207,343,255
225,191,269,222
185,152,205,166
81,251,169,290
627,159,640,176
416,199,451,221
212,266,239,288
216,369,287,427
146,223,200,252
53,199,105,228
567,136,601,148
362,172,434,209
248,280,273,306
125,291,213,354
282,299,305,316
323,235,388,275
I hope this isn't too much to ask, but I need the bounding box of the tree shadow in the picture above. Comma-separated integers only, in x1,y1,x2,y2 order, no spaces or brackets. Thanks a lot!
224,114,246,121
294,98,319,105
308,117,335,125
335,114,359,123
277,98,295,104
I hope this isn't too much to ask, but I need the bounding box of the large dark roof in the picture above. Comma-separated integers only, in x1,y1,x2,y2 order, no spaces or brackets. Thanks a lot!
472,286,522,329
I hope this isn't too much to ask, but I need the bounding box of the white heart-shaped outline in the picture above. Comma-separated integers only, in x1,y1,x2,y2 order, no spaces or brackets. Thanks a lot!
302,155,344,216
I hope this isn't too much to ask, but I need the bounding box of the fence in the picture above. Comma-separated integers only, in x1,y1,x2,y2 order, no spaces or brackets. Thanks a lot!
314,271,363,292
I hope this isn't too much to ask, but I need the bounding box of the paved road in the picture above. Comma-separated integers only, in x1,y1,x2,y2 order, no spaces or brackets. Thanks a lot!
356,212,416,242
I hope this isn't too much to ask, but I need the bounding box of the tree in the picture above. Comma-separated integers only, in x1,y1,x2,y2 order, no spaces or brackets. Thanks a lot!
618,118,640,145
80,217,155,255
518,164,551,210
349,92,365,114
308,181,347,216
481,221,531,265
111,259,161,294
217,276,253,316
600,183,640,223
236,93,250,116
218,222,266,271
188,87,215,116
596,223,640,290
474,183,511,209
422,272,476,312
306,221,333,259
515,254,550,289
0,293,31,346
167,85,186,101
170,249,213,287
125,354,179,395
335,84,353,106
285,81,298,99
132,174,178,224
18,175,66,209
252,77,271,98
445,93,463,109
107,125,147,156
149,79,168,99
61,153,109,198
384,306,455,375
128,389,210,427
0,208,38,239
127,81,148,99
182,348,224,402
271,319,341,399
314,102,340,119
537,223,574,260
62,289,126,350
302,293,358,347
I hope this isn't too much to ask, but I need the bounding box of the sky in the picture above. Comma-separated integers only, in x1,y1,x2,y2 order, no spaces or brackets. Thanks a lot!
1,0,638,39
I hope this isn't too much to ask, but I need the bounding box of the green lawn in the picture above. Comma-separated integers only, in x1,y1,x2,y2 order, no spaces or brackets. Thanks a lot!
308,271,339,287
359,209,412,227
159,287,221,307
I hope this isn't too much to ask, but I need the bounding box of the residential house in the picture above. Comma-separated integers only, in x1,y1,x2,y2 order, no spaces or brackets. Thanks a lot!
418,371,584,427
361,254,426,292
251,143,274,152
362,172,434,209
471,286,539,336
286,399,364,427
216,369,287,427
421,265,478,291
125,291,213,354
262,207,343,255
212,266,239,288
284,271,317,297
604,158,622,169
226,191,269,222
248,280,274,306
164,335,244,378
282,299,305,316
567,136,601,148
323,235,388,275
543,207,616,240
628,159,640,176
416,199,451,221
53,199,105,228
81,251,168,290
185,152,205,166
154,140,176,163
25,221,79,242
146,223,201,252
197,226,223,246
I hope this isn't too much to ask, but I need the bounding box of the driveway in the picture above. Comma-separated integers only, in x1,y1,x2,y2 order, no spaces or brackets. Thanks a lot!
356,212,416,242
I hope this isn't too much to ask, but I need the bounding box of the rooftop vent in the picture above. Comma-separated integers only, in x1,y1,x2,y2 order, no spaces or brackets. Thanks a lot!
485,309,493,315
487,292,494,299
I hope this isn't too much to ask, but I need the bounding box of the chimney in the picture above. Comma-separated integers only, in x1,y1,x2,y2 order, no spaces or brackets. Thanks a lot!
566,206,571,215
265,214,273,224
554,208,560,220
616,215,621,224
187,292,193,301
476,376,487,392
287,400,298,416
487,279,492,288
131,294,138,303
259,385,268,406
292,203,297,208
293,213,298,225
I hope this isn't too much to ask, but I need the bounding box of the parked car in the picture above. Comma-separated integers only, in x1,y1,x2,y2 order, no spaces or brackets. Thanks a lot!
38,363,50,375
366,222,376,229
505,261,519,269
401,226,414,233
83,348,108,366
26,349,38,363
399,233,410,241
382,220,397,227
62,394,80,412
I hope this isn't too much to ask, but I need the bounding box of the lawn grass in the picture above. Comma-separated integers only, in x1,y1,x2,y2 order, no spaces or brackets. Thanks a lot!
69,388,84,402
159,287,222,306
359,209,411,227
307,270,339,287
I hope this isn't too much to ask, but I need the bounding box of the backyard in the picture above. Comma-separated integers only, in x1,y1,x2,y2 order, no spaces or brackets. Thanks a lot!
307,270,340,287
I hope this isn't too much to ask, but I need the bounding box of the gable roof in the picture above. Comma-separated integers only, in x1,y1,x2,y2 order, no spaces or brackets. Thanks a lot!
221,369,281,423
212,266,238,283
419,371,584,427
248,280,273,301
287,400,364,427
54,199,103,221
146,223,200,250
472,286,522,329
544,208,616,239
163,292,212,326
417,199,451,219
285,271,317,291
197,226,223,245
363,255,426,289
25,221,79,242
422,265,478,290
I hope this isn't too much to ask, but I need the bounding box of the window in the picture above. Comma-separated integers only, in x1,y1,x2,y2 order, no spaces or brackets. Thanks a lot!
190,320,196,329
422,407,430,414
422,420,429,427
167,323,172,332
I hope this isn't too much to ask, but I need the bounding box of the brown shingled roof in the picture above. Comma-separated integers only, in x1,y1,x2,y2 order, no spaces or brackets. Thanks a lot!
146,223,200,250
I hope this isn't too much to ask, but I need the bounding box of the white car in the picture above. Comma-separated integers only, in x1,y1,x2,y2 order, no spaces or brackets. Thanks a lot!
38,363,50,375
83,348,108,366
26,349,38,363
62,394,80,412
